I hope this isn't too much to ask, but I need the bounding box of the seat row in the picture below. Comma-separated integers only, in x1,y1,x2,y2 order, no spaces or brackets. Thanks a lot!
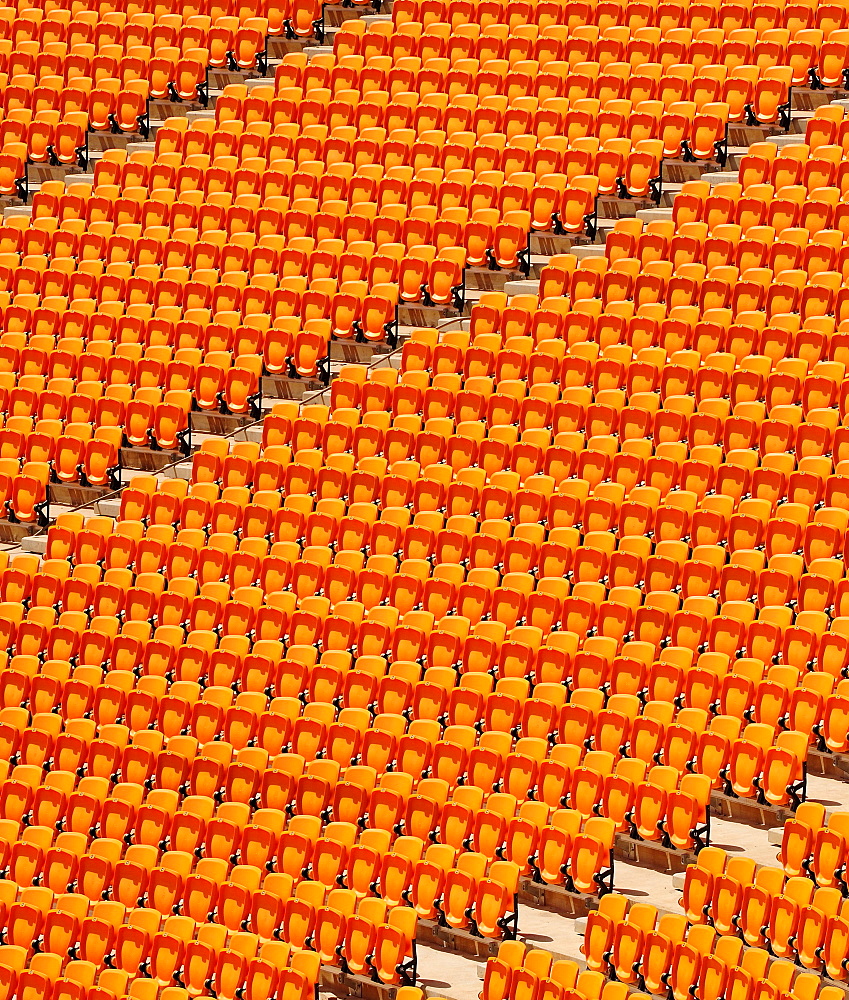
399,304,840,375
208,85,722,169
211,392,849,587
0,937,320,1000
0,458,48,525
260,409,846,529
556,259,849,326
97,466,843,616
0,366,287,438
0,424,121,488
25,501,849,696
393,321,848,412
0,698,611,912
395,327,842,421
603,222,849,289
5,0,281,25
41,179,495,240
7,11,258,55
0,383,193,450
0,712,528,933
322,32,791,131
292,42,777,124
585,887,849,998
0,822,419,983
479,939,629,1000
0,538,819,815
0,260,395,408
1,247,461,320
391,0,849,38
0,900,325,1000
31,167,480,267
0,256,406,328
0,879,323,986
112,446,848,591
0,46,209,99
94,142,541,238
778,801,849,888
1,215,448,280
364,19,824,77
580,890,849,1000
0,648,710,852
673,177,848,238
0,339,235,379
191,113,661,192
604,234,846,292
0,322,330,384
400,316,843,426
0,113,87,169
739,142,849,193
594,211,849,283
23,202,488,290
0,524,816,744
680,849,849,976
494,296,844,369
26,186,494,288
255,407,849,572
736,160,846,209
2,73,149,129
0,545,772,719
1,11,270,83
805,101,849,154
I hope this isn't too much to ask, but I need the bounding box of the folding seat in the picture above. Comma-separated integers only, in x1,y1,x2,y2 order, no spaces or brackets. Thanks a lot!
406,842,451,921
662,923,715,1000
473,861,519,940
662,772,710,851
5,462,49,527
628,764,675,844
682,850,726,928
807,819,848,892
640,912,691,996
367,907,415,986
609,905,654,988
757,730,807,809
733,865,784,951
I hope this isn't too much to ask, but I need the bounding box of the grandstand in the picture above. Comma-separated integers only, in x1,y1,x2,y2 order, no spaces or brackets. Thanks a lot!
2,0,849,998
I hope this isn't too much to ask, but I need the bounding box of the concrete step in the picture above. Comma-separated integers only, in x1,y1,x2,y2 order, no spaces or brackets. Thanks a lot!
503,279,540,296
3,205,31,220
705,171,739,186
246,76,276,90
794,85,848,111
636,207,674,223
767,132,808,147
659,183,684,208
86,131,145,153
570,244,608,259
64,174,95,189
268,36,313,59
27,163,86,186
